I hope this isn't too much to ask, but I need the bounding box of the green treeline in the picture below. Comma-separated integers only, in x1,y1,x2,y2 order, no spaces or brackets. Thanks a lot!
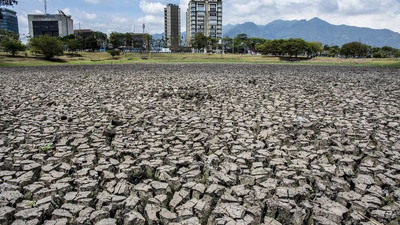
1,29,400,59
221,33,400,58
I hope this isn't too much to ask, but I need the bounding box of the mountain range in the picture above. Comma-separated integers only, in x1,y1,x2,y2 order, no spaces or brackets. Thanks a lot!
223,17,400,48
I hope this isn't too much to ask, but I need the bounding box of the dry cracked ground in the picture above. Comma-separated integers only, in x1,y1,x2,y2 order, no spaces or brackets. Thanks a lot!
0,64,399,225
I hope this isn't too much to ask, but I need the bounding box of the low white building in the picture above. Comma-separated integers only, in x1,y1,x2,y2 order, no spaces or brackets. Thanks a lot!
28,12,73,38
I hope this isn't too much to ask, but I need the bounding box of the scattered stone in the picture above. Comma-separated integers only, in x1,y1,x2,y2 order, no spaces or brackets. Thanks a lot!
103,128,116,139
124,211,146,225
0,206,15,224
95,218,116,225
0,64,399,225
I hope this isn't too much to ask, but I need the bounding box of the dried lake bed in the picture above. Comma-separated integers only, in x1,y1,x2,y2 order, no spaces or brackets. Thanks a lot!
0,64,399,225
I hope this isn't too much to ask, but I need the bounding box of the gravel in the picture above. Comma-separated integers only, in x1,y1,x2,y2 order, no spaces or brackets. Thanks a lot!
0,63,399,225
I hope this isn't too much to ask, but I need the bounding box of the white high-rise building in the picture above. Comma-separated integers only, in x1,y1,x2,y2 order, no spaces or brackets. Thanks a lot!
186,0,222,46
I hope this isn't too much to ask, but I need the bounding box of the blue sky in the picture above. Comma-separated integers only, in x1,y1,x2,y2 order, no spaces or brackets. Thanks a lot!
4,0,400,38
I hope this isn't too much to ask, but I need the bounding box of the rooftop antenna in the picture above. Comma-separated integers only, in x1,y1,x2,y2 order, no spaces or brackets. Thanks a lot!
58,10,66,16
44,0,47,14
143,24,145,34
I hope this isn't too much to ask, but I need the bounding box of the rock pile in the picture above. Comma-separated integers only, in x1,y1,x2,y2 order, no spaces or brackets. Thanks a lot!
0,64,399,225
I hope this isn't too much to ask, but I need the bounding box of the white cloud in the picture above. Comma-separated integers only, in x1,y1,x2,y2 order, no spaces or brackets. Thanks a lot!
223,0,400,32
139,1,165,15
112,16,129,24
14,0,400,36
84,12,97,20
137,15,163,25
137,15,164,33
180,0,190,32
84,0,100,4
137,1,168,33
17,14,29,38
338,0,381,15
62,8,71,15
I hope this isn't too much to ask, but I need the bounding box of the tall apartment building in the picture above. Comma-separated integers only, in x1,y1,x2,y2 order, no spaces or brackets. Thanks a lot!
186,0,222,47
28,11,73,38
0,8,19,34
164,4,180,48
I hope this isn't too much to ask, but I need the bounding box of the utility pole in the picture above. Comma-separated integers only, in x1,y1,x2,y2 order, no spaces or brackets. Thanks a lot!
44,0,47,14
142,24,145,34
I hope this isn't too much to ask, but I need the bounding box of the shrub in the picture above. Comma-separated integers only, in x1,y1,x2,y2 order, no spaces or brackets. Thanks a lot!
1,38,25,56
107,49,120,59
29,35,63,59
40,143,53,153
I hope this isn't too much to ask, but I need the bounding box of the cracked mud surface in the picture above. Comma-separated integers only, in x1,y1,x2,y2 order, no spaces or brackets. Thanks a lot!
0,64,399,225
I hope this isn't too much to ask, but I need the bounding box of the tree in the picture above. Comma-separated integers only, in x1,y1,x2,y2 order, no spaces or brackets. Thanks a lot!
235,33,248,41
281,38,308,57
247,37,266,52
308,42,322,57
163,35,169,48
92,31,107,49
61,34,80,52
0,28,24,56
143,33,152,52
256,39,285,56
222,37,232,53
82,32,107,51
208,37,218,52
255,43,264,54
234,33,248,54
61,34,75,42
29,35,63,59
153,38,163,52
341,42,369,58
125,33,133,47
328,45,340,57
107,49,120,59
109,32,125,48
65,39,79,52
0,28,19,40
191,33,208,51
176,34,181,47
1,38,25,56
380,46,399,58
84,35,99,51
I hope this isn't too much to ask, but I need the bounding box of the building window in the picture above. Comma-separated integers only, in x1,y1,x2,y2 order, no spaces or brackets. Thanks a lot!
197,4,205,11
32,21,59,37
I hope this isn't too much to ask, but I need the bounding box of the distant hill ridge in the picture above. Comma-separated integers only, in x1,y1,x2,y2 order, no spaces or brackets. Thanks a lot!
223,17,400,48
